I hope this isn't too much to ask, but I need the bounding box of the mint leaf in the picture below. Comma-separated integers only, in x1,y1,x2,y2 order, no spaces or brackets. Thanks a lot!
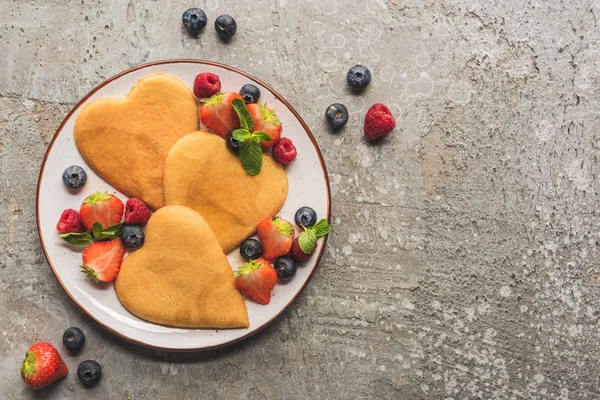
59,232,92,247
231,98,254,131
312,219,330,238
92,222,125,241
92,222,102,238
233,129,251,143
252,131,273,143
239,137,263,176
298,229,317,254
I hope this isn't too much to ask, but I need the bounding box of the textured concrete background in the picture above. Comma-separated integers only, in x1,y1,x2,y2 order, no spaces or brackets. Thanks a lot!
1,0,600,398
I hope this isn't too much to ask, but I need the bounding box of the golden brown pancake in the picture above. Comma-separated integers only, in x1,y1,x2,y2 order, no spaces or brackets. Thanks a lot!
74,73,199,210
115,205,249,329
163,131,288,254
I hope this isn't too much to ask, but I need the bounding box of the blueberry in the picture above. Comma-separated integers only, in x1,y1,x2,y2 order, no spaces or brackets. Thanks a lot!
346,65,371,90
63,327,85,351
62,165,87,190
226,129,240,153
182,8,207,35
239,84,260,104
215,14,237,40
325,103,349,129
77,360,102,387
274,256,297,281
120,225,145,249
294,206,317,228
240,238,263,260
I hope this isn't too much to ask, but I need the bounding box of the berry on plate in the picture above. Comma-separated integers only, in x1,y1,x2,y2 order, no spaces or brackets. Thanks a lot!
257,216,294,260
364,103,396,141
56,209,86,234
193,72,221,99
182,8,207,36
215,14,237,40
225,129,240,153
120,225,145,250
247,102,282,147
347,65,371,90
239,84,260,104
274,256,297,281
291,219,330,261
325,103,349,129
272,137,297,165
294,206,317,228
79,191,124,230
200,92,243,137
290,237,312,261
63,327,85,351
234,259,277,304
62,165,87,190
20,342,68,389
77,360,102,387
81,238,125,283
124,198,151,225
240,238,263,260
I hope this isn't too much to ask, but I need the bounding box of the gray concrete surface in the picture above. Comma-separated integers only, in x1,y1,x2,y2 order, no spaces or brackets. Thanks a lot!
1,0,600,398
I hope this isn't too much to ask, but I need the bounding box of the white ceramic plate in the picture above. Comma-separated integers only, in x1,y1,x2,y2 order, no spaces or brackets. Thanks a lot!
37,60,330,351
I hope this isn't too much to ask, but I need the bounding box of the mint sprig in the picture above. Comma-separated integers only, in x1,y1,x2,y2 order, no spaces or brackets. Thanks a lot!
58,232,92,247
92,222,125,241
298,219,331,254
230,98,273,176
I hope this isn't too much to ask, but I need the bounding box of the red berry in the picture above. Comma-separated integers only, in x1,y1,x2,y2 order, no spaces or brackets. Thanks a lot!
363,103,396,140
56,209,86,233
79,192,124,230
125,198,152,225
20,342,68,389
234,259,278,305
272,138,297,165
193,72,221,99
290,237,314,261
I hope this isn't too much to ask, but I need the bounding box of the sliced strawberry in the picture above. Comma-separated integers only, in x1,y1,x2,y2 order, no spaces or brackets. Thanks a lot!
79,191,124,230
199,92,243,137
81,239,125,283
256,216,294,260
247,101,282,147
234,259,278,304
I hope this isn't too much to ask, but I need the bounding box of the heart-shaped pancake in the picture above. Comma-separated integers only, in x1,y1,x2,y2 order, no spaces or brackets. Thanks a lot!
74,73,199,210
163,131,288,254
115,205,249,328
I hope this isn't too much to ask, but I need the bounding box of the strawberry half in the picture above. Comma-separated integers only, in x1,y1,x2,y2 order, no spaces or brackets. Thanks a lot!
247,101,282,147
20,342,68,389
256,216,294,260
200,91,243,137
234,259,278,304
79,191,124,230
81,238,125,283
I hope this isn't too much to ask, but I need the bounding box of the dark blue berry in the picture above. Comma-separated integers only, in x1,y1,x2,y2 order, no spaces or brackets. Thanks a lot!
62,165,87,190
182,8,207,35
295,207,317,228
274,256,297,281
347,65,371,90
215,14,237,40
240,238,263,260
77,360,102,387
325,103,349,129
120,225,145,249
226,129,240,153
63,327,85,351
239,84,260,104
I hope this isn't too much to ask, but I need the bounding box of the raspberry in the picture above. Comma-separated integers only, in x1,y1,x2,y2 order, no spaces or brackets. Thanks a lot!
272,137,297,165
363,103,396,140
290,237,313,261
56,209,86,233
125,198,152,225
193,73,221,99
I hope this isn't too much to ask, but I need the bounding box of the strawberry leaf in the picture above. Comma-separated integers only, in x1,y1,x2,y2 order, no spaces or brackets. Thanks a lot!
59,232,92,247
233,129,251,143
83,191,111,204
312,219,330,238
234,260,262,277
298,228,317,254
272,217,294,237
92,222,125,241
231,98,254,131
199,92,224,106
252,131,273,143
239,137,263,176
258,101,281,125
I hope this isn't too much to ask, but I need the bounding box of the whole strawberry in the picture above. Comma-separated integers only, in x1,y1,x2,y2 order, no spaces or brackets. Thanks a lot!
20,342,68,389
363,103,396,140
